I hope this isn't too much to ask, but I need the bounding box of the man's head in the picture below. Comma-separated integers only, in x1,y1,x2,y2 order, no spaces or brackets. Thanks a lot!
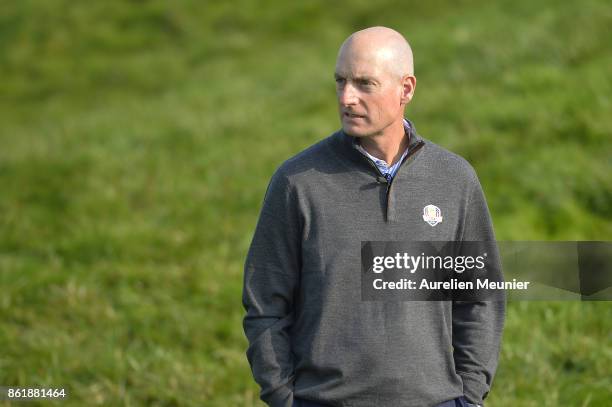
335,26,416,138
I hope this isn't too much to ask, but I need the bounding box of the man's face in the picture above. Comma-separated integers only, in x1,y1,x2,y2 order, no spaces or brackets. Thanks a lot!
335,46,404,138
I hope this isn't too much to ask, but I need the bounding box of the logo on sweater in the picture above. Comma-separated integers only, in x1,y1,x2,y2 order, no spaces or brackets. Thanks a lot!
423,205,443,226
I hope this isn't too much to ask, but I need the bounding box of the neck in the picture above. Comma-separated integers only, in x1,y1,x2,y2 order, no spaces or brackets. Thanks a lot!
359,119,409,165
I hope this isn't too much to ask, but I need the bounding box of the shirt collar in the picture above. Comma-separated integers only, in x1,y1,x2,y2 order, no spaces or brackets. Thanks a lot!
352,118,413,167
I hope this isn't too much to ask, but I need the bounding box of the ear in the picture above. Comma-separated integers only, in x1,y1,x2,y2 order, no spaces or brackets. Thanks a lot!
400,75,416,105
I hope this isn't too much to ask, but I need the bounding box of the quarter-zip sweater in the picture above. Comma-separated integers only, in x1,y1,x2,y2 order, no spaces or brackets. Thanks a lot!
243,121,505,407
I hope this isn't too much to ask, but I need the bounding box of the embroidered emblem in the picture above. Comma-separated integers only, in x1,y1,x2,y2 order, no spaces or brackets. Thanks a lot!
423,205,443,226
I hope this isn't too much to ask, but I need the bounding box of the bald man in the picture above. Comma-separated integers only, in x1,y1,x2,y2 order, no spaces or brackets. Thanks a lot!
243,27,504,407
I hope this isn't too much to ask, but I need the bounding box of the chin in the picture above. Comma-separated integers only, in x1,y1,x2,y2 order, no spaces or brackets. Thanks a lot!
342,125,368,138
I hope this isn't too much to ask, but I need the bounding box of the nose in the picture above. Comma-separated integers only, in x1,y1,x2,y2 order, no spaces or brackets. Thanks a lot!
337,82,358,106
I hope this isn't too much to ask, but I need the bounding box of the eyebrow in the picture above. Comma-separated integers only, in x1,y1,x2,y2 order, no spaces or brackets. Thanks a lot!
334,73,377,82
355,76,376,82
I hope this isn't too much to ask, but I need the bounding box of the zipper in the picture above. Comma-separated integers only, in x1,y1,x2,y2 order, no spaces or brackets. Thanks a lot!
359,140,425,187
361,154,387,180
385,140,425,198
357,140,425,218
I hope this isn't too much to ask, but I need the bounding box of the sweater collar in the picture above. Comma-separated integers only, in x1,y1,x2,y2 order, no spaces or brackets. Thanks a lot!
331,118,424,168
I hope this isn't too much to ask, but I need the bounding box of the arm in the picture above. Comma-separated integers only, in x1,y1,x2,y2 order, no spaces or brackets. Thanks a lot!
453,171,505,406
242,170,301,407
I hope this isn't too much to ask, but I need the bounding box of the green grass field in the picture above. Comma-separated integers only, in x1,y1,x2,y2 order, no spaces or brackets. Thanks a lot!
1,0,611,406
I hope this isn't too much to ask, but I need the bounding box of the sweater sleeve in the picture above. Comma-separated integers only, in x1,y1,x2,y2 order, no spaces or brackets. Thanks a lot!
242,170,301,407
453,172,506,405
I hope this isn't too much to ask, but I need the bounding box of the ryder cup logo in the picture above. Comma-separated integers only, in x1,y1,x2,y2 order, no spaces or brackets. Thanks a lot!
422,205,443,226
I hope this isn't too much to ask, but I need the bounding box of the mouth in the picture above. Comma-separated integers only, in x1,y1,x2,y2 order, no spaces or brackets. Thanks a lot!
343,112,366,120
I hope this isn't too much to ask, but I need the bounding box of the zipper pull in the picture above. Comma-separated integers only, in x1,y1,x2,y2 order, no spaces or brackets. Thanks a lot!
376,175,388,184
376,173,392,184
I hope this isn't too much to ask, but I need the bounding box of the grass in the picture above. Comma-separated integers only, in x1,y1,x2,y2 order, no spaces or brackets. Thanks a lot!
0,0,611,405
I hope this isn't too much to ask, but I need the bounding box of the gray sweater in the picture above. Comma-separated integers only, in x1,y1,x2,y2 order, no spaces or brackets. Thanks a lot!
242,122,505,407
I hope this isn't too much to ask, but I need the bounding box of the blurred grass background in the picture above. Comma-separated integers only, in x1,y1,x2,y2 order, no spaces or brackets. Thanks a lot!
0,0,611,406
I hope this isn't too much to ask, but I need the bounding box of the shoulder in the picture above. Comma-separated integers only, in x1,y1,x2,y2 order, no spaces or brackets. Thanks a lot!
269,132,338,187
418,137,480,185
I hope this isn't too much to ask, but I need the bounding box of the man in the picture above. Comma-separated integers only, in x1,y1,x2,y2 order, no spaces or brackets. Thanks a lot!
243,27,505,407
